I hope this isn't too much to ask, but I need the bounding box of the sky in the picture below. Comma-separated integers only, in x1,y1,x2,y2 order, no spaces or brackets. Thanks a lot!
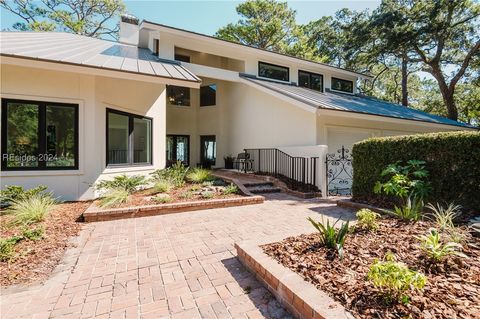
1,0,381,35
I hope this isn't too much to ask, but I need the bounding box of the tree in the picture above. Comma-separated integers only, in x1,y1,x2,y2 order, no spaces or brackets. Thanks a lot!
215,0,307,55
367,0,480,120
0,0,125,39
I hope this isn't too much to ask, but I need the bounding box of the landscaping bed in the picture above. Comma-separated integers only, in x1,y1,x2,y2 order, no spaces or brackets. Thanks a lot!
0,201,89,287
262,218,480,319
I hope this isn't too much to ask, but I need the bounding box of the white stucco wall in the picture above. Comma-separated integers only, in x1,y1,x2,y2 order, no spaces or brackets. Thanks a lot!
0,64,166,200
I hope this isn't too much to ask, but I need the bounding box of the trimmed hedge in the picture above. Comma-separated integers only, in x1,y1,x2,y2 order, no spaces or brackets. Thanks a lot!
352,131,480,210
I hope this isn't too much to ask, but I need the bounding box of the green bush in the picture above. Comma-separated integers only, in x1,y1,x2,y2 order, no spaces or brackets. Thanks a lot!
186,168,213,184
98,189,129,208
0,236,22,262
356,209,380,230
0,185,49,205
151,162,189,187
417,228,467,261
352,131,480,210
7,194,56,226
152,194,172,203
391,195,424,221
307,217,349,258
367,252,427,304
223,184,239,195
22,225,45,241
200,191,214,199
426,202,461,230
96,174,145,193
152,180,172,194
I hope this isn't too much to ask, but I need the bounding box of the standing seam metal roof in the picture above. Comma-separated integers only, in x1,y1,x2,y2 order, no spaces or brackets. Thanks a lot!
242,76,474,128
0,32,200,83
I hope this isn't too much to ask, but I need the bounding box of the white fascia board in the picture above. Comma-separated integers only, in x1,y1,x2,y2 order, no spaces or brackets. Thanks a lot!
316,108,475,131
1,55,201,89
182,62,241,82
239,77,317,114
140,21,371,80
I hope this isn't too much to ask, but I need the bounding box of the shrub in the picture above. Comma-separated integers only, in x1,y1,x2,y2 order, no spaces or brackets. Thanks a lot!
152,180,172,194
190,184,202,191
96,174,145,193
352,131,480,211
307,217,349,258
356,209,380,230
186,168,213,183
179,191,193,199
391,195,424,221
22,226,45,241
426,202,461,230
7,194,56,225
223,184,239,195
0,236,22,262
152,194,172,203
367,253,427,304
0,185,49,205
417,228,467,261
151,162,188,187
201,191,214,199
98,189,129,208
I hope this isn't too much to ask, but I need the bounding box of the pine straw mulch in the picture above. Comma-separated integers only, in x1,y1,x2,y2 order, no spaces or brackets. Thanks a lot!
262,219,480,319
94,183,244,209
0,201,90,287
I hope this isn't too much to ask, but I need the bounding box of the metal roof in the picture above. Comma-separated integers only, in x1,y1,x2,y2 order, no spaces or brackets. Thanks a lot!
242,76,474,128
0,32,200,84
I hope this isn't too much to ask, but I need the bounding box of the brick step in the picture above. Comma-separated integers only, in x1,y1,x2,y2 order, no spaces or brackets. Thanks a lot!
243,182,274,188
248,187,282,194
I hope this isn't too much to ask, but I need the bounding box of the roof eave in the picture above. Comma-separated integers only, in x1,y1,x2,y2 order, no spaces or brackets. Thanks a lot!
1,54,201,88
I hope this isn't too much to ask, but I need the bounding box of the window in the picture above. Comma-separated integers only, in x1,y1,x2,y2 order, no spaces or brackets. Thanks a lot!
153,39,159,55
331,77,354,93
200,84,217,106
258,62,289,82
166,135,189,166
298,70,323,92
200,135,216,168
167,86,190,106
106,109,152,166
1,99,78,170
174,54,190,63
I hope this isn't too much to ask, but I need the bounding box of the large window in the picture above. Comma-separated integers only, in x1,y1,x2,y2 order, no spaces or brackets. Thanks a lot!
166,135,189,166
200,84,217,106
298,70,323,92
331,77,354,93
200,135,216,168
167,85,190,106
258,62,289,82
1,99,78,170
174,54,190,63
107,109,152,166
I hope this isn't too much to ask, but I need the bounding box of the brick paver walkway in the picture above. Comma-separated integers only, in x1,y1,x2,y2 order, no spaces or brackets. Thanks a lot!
1,194,354,319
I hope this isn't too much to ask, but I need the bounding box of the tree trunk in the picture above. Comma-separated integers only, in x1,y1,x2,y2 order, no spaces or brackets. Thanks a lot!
401,53,408,106
430,66,459,121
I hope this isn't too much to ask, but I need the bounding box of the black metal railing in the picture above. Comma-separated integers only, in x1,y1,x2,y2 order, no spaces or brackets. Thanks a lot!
243,148,319,192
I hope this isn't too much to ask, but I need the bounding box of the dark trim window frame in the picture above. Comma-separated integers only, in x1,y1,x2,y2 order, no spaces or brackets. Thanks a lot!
153,39,159,55
298,70,324,92
174,54,190,63
106,108,153,167
331,77,354,93
200,84,217,107
258,61,290,82
1,98,79,171
167,85,191,106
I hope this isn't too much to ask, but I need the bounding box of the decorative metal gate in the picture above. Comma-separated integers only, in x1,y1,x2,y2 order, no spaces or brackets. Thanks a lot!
325,146,353,196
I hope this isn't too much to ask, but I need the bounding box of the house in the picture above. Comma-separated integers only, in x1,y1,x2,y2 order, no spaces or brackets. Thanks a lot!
0,15,474,200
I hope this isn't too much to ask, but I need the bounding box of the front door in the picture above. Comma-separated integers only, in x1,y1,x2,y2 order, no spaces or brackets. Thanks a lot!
200,135,216,168
166,135,189,166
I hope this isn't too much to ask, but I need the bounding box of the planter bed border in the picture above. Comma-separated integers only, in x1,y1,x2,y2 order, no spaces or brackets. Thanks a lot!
336,199,389,214
236,241,353,319
83,196,264,222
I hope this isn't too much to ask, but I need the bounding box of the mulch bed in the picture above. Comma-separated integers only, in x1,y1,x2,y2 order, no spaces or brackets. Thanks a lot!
94,183,244,209
263,218,480,319
0,201,90,287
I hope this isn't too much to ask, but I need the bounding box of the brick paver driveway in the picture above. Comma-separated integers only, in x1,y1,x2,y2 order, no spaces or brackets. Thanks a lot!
1,194,354,319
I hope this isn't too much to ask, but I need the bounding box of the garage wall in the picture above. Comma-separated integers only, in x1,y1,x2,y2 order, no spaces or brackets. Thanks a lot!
1,64,166,200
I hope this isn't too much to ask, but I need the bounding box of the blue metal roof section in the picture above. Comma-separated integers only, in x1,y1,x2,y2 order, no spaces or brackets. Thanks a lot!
242,76,474,128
